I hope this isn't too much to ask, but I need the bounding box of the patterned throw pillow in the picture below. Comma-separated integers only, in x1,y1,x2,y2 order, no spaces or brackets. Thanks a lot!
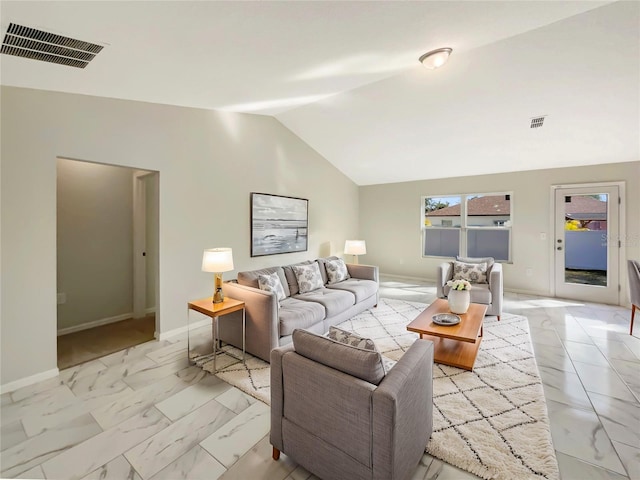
453,261,488,284
325,258,350,284
292,263,324,294
328,326,376,350
257,271,286,302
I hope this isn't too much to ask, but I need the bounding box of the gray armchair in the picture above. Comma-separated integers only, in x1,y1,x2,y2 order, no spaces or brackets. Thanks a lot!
270,329,434,480
436,256,503,319
628,260,639,335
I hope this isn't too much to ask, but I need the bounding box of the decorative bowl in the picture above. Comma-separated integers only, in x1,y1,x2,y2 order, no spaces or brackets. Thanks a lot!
432,313,461,326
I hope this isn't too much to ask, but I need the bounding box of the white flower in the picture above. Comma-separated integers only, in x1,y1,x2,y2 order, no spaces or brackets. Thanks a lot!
446,279,471,291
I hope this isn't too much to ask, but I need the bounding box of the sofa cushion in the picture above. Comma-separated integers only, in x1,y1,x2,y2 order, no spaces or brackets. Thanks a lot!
295,288,355,317
257,271,286,303
292,329,385,385
453,260,488,284
325,258,350,284
326,278,377,303
238,266,291,297
279,297,326,336
292,263,324,294
283,260,313,295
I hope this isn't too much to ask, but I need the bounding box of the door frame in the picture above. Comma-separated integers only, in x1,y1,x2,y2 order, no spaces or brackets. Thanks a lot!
549,181,625,305
133,170,155,320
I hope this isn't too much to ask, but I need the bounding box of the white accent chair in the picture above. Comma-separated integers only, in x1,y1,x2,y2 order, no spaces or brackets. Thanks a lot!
437,256,503,320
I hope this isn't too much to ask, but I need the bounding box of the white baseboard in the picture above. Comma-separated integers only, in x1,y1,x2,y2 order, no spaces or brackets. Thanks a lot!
146,307,156,314
1,368,60,394
156,319,210,341
57,312,134,336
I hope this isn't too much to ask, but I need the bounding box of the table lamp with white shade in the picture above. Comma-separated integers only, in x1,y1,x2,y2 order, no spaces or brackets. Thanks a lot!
344,240,366,264
202,248,234,303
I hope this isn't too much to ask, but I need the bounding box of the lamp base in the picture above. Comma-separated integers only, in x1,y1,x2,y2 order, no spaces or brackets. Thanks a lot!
212,272,224,303
213,288,224,304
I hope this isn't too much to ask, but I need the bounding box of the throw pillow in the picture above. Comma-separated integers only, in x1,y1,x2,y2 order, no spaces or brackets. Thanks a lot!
292,263,324,294
328,326,375,351
456,256,495,275
325,258,350,284
257,272,286,302
453,260,488,284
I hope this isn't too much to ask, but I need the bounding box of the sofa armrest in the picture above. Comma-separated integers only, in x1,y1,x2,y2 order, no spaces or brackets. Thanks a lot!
220,282,279,362
489,263,503,317
372,339,434,480
269,343,295,453
436,262,453,298
346,263,379,283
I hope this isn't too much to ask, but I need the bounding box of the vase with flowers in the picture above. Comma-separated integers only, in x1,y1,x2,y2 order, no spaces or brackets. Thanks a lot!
446,279,471,314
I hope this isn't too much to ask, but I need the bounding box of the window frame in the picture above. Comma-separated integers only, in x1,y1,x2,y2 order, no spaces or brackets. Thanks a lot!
421,191,513,262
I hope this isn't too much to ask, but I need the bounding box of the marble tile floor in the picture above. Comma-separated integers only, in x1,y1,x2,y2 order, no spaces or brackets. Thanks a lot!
1,276,638,480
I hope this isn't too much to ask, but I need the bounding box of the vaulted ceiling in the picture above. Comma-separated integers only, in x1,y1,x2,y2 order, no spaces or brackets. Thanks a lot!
1,1,638,185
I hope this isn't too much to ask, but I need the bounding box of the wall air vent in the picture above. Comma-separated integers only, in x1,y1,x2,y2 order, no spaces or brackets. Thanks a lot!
1,23,103,69
530,116,546,129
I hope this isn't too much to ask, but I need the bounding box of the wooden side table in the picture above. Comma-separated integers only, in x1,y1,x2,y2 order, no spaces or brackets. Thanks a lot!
187,297,245,373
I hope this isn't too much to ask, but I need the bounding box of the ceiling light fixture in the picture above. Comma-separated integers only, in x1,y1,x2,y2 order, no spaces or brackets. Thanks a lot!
419,47,452,69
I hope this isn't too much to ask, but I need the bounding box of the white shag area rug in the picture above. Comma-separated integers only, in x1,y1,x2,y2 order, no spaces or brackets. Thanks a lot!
192,298,559,480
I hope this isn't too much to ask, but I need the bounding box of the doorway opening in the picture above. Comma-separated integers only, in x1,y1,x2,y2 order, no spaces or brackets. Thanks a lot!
552,182,623,305
56,158,159,369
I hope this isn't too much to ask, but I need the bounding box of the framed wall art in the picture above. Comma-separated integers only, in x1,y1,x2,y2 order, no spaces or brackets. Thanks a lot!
250,193,308,257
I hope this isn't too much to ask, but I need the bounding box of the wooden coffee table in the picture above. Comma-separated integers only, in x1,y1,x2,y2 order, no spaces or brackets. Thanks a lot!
406,298,488,371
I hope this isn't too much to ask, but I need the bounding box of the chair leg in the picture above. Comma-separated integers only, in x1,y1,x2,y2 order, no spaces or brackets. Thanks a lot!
631,304,636,335
272,447,280,460
497,315,501,321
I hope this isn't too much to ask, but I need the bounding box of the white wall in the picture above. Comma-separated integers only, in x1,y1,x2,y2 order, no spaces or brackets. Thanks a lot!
0,86,359,386
56,159,134,331
360,162,640,298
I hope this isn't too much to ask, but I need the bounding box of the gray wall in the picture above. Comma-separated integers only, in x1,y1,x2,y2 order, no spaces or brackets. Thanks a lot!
56,159,134,331
1,86,359,386
360,162,640,297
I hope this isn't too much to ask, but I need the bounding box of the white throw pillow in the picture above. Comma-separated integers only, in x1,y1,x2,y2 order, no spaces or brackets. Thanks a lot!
257,271,286,302
292,263,324,294
325,258,350,284
453,261,488,284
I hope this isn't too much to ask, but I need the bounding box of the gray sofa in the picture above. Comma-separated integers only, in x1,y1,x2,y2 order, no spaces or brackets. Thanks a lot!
271,329,434,480
219,257,379,362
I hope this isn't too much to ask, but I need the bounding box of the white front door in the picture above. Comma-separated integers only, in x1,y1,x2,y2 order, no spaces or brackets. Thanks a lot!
553,184,620,304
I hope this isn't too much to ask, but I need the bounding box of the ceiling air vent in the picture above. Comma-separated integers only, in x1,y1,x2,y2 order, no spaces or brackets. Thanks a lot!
1,23,103,69
530,116,546,129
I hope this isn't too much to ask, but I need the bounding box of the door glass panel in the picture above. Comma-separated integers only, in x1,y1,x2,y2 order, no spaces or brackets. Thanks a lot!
563,194,608,286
